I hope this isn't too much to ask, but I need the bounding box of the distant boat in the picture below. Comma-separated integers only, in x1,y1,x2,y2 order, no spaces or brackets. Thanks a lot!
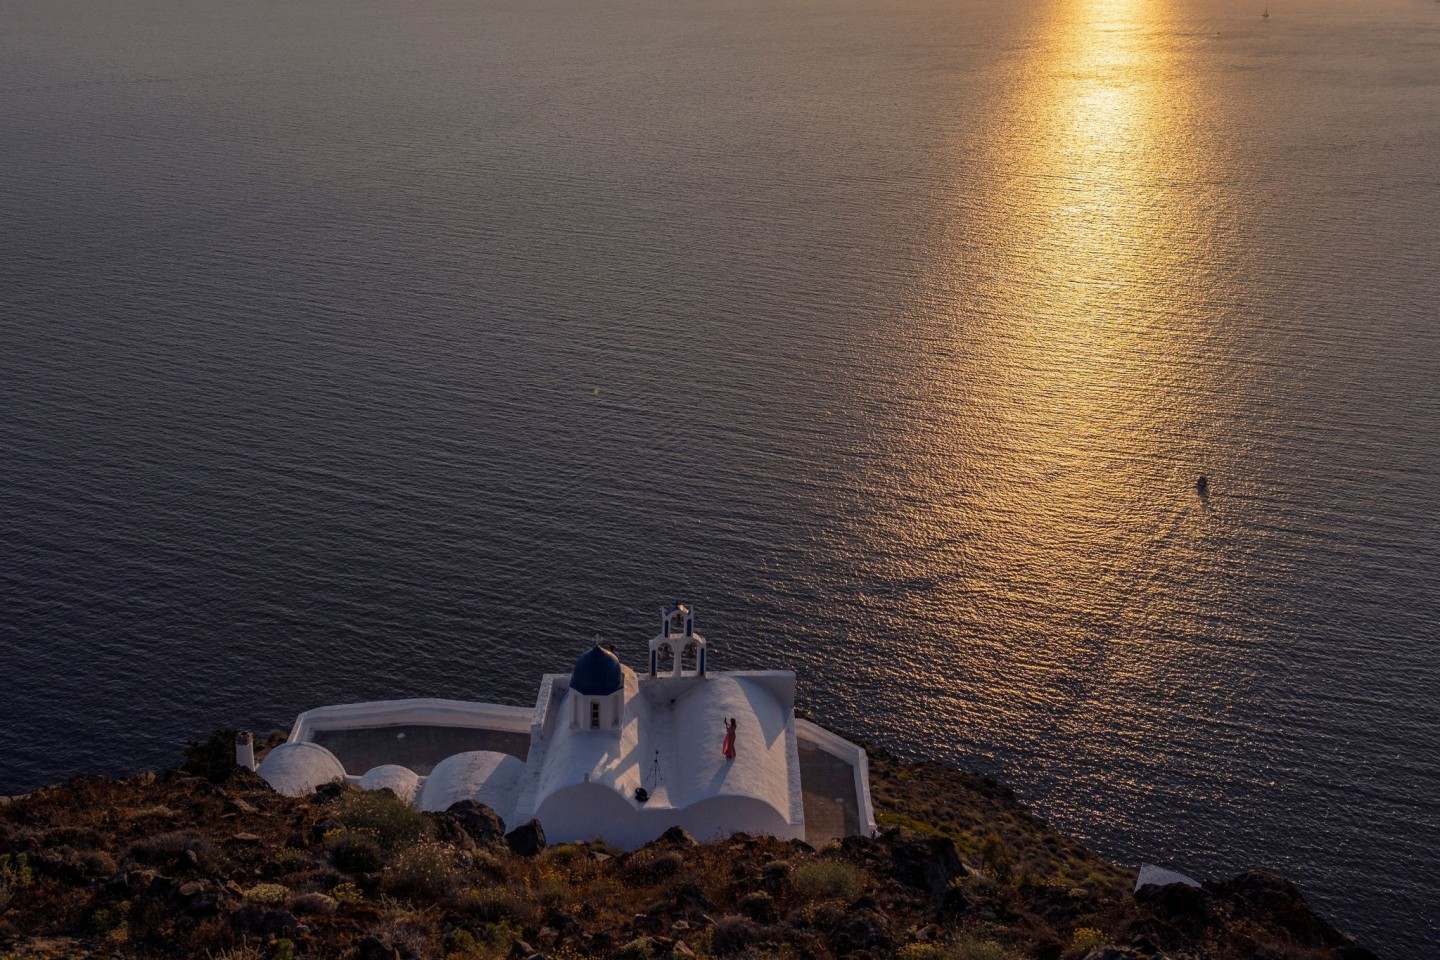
1196,474,1210,496
1262,6,1270,18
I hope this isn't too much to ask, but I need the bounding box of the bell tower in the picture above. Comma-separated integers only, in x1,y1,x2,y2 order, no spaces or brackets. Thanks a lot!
649,601,706,678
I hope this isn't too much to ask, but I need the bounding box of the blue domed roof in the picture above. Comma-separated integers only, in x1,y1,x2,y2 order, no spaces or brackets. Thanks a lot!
571,644,623,696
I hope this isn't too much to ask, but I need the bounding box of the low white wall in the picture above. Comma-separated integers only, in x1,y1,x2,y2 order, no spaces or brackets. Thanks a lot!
289,698,533,742
795,719,878,837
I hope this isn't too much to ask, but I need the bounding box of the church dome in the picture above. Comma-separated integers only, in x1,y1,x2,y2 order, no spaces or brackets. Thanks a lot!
571,644,623,695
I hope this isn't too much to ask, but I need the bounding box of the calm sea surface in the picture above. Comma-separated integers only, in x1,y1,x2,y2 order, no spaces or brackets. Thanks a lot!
2,0,1438,953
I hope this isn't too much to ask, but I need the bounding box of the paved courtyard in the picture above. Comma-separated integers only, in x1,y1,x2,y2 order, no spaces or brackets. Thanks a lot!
310,725,531,776
798,739,862,845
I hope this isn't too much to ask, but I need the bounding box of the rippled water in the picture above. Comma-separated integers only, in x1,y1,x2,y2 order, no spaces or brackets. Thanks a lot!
2,0,1438,954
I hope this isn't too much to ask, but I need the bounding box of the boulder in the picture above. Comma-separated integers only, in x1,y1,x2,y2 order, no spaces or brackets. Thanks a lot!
1134,881,1211,930
829,907,893,956
310,818,343,845
672,882,715,914
505,819,547,857
1336,946,1381,960
312,781,345,804
447,800,507,844
760,860,792,894
356,935,402,960
259,910,300,938
425,811,479,852
659,826,698,847
883,834,965,899
1206,870,1345,948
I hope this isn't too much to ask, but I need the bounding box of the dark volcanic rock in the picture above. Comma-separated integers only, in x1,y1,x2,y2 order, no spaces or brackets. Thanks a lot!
659,826,698,847
1207,870,1346,948
260,910,301,938
447,800,507,844
672,882,715,914
1135,881,1211,930
504,818,547,857
829,907,893,956
883,833,965,899
313,782,345,804
356,934,402,960
310,818,343,844
425,810,480,852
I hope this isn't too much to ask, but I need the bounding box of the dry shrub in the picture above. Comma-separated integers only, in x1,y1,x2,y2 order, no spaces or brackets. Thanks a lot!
325,828,384,873
545,843,583,865
1068,927,1106,954
450,885,532,924
132,805,177,823
41,826,106,849
792,860,867,901
628,850,684,882
128,830,215,870
336,790,431,850
711,915,760,955
0,853,33,911
292,892,338,916
78,849,117,877
368,919,439,959
244,882,290,906
947,936,1021,960
380,841,459,900
209,947,265,960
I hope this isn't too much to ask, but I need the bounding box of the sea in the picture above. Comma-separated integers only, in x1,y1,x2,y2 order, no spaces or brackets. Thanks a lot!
2,0,1437,954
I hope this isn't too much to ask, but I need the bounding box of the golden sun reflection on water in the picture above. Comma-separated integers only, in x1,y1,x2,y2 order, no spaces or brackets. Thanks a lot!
867,0,1245,716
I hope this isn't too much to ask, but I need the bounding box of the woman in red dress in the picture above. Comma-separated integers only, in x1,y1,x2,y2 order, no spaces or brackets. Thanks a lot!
722,717,737,760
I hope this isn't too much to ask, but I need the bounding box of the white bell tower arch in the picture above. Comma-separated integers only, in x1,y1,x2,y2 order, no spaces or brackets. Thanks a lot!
649,602,706,679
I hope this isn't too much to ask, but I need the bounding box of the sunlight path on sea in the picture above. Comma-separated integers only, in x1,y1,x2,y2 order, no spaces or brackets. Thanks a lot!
842,0,1266,832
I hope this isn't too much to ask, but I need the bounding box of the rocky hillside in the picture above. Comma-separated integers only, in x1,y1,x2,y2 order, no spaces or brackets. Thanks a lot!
0,733,1378,960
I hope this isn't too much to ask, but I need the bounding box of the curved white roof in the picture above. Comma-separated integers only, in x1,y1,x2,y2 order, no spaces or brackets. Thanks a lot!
359,764,420,803
669,673,794,816
523,669,802,847
532,668,645,810
257,741,345,797
416,750,525,826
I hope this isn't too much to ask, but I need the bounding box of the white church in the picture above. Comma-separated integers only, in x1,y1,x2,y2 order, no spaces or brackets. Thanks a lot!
255,604,875,849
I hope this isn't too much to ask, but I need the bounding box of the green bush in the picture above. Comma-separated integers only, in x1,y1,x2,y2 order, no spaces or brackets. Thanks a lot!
324,828,385,873
792,860,867,901
335,790,431,850
181,729,240,783
0,853,34,911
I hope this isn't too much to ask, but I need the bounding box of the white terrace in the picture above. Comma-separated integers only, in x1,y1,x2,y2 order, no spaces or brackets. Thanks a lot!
255,603,875,849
